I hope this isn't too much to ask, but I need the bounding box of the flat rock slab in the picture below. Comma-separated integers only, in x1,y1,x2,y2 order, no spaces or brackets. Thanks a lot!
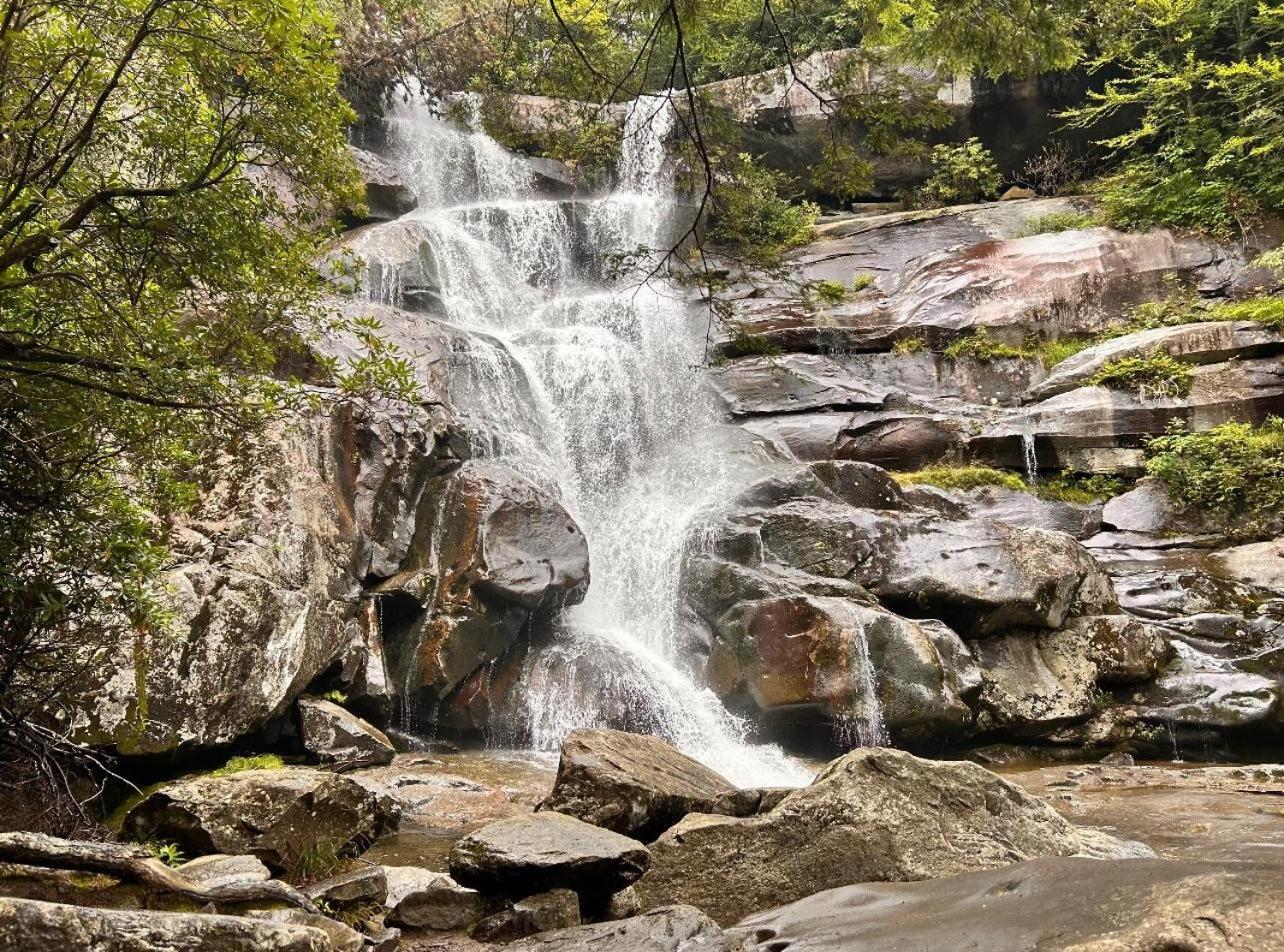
729,856,1284,952
173,853,270,890
633,747,1152,926
384,865,484,930
540,729,738,840
506,904,738,952
449,812,650,897
0,896,328,951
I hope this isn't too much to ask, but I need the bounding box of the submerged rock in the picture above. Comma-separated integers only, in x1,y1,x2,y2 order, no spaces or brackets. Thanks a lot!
729,856,1283,952
632,747,1152,925
539,729,738,840
449,812,650,898
0,896,329,952
122,768,399,872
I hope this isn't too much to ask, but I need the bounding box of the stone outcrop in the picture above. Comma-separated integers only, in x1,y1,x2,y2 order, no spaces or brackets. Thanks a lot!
297,696,395,769
0,897,330,952
539,729,738,840
122,768,399,872
632,747,1152,925
448,812,651,898
729,857,1284,952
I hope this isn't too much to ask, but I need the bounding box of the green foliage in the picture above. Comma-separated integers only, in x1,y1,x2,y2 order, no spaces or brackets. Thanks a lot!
807,280,852,306
1037,338,1095,367
725,328,783,358
1208,296,1284,330
911,139,1002,207
212,754,286,777
851,274,875,292
287,840,347,884
1014,211,1097,238
891,337,927,355
1089,353,1195,398
322,689,348,705
894,466,1027,492
1146,418,1284,524
147,841,187,869
943,329,1034,361
707,153,819,264
1034,472,1126,504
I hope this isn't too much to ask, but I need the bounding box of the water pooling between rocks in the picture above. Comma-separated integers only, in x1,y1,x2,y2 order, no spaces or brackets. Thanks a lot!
344,97,811,786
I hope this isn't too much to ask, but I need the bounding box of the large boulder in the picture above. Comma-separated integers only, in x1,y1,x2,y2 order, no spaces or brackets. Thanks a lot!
0,896,328,952
383,866,484,930
729,857,1284,952
122,768,399,872
632,747,1152,925
539,729,738,840
448,812,650,898
379,460,590,707
506,904,736,952
297,696,395,769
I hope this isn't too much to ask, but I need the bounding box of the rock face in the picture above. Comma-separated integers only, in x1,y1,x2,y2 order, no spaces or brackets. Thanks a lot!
379,459,590,707
121,768,399,872
0,896,329,952
449,812,651,898
297,696,395,769
632,747,1152,925
729,857,1284,952
539,729,738,840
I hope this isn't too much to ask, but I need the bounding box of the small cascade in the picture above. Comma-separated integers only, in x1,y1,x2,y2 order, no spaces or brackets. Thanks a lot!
356,95,810,786
1021,429,1039,483
835,627,889,749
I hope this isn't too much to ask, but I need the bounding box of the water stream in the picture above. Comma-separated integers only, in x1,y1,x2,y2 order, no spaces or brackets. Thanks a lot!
354,96,809,786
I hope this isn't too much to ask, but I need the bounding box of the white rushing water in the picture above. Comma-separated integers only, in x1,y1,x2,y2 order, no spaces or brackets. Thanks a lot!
355,95,809,786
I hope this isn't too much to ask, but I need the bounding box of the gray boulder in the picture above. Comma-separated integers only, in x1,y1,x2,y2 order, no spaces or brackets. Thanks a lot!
449,812,650,898
173,853,270,890
473,888,581,942
246,909,365,952
729,857,1283,952
710,354,895,416
122,768,398,872
539,729,737,840
383,865,483,931
0,896,328,952
349,146,418,222
297,696,395,770
632,747,1152,925
1102,477,1179,534
947,486,1103,539
506,904,737,952
303,865,387,908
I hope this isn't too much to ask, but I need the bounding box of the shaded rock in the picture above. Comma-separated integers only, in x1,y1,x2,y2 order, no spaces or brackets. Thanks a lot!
473,889,580,942
729,857,1284,952
0,896,328,951
632,747,1152,925
946,486,1102,539
303,865,387,907
350,146,418,222
248,909,365,952
1059,614,1171,683
384,866,484,931
1027,320,1284,402
381,460,590,704
173,853,270,891
710,354,894,416
505,904,735,952
973,632,1097,732
122,768,398,872
448,812,650,898
602,886,641,921
1135,643,1279,730
298,697,395,770
539,729,736,840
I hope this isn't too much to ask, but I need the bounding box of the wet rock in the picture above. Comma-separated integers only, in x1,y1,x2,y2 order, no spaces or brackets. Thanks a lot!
1059,614,1171,683
448,812,650,898
632,747,1152,926
173,853,270,890
1101,478,1179,534
1216,537,1284,594
298,697,396,769
945,486,1103,539
303,865,387,907
728,857,1283,952
706,595,975,741
350,146,419,222
973,632,1097,732
505,904,735,952
381,460,590,704
1027,320,1284,402
1135,643,1279,730
710,354,895,416
122,768,399,872
0,896,328,951
539,729,737,840
745,411,967,470
473,889,581,942
384,866,484,931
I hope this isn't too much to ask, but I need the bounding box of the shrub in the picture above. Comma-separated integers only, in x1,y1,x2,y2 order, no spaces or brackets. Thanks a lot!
147,842,187,868
912,138,1002,207
1208,296,1284,329
1038,337,1095,367
1089,353,1194,398
1034,473,1126,504
892,337,927,355
1146,418,1284,525
894,466,1027,492
851,273,875,292
1015,142,1090,196
726,328,782,358
943,329,1033,361
212,754,286,777
1014,211,1097,238
708,153,819,263
807,279,851,306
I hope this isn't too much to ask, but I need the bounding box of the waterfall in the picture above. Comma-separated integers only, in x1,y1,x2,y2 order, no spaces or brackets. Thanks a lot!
359,96,809,786
1021,429,1039,483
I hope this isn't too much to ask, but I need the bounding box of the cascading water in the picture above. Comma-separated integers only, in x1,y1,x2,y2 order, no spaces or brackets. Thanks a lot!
356,95,810,786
